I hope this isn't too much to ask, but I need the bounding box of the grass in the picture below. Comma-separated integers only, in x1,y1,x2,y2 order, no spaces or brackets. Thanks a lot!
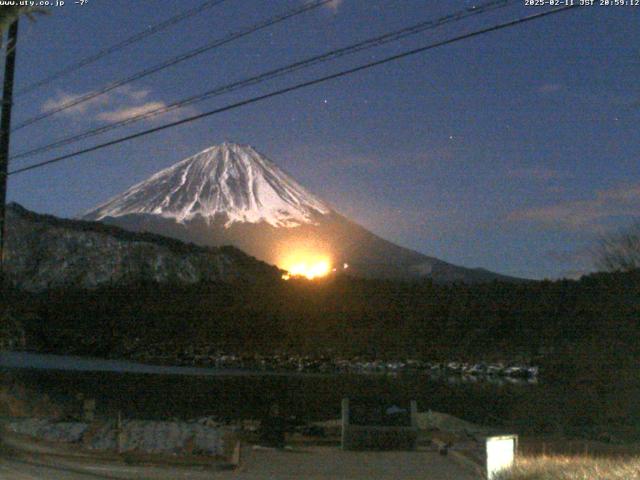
497,455,640,480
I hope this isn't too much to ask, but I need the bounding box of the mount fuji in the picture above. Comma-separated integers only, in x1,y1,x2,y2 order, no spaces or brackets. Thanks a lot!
83,142,517,283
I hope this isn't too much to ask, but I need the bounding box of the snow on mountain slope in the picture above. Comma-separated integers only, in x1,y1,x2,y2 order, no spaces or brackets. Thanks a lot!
84,142,332,228
82,142,522,283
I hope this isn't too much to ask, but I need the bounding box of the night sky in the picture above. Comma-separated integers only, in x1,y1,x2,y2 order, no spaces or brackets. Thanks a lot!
6,0,639,279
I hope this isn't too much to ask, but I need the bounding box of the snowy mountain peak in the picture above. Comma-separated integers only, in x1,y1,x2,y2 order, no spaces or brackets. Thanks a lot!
83,143,333,227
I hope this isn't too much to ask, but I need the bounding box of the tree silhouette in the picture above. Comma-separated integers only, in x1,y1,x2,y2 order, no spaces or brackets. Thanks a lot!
0,7,46,41
596,222,640,272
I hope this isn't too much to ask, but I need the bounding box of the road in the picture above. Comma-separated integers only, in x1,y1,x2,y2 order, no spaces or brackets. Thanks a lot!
0,446,480,480
0,455,224,479
1,458,122,480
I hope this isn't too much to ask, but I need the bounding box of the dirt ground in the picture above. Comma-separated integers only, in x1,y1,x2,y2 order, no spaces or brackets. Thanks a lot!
0,445,481,480
231,446,480,479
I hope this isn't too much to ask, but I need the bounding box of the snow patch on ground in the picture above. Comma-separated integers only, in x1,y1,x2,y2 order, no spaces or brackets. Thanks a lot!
7,418,225,456
9,418,88,443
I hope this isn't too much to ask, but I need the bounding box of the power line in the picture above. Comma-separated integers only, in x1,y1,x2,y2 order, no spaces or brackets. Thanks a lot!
11,0,335,132
15,0,230,97
8,5,578,177
11,0,517,162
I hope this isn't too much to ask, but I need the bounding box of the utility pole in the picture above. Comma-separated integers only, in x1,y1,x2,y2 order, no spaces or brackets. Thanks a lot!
0,19,19,282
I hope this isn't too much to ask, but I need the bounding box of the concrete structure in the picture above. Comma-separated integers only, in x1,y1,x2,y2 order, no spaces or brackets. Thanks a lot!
341,398,418,451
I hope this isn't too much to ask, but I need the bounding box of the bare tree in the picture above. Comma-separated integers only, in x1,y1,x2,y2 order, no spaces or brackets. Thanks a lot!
0,7,46,41
595,222,640,272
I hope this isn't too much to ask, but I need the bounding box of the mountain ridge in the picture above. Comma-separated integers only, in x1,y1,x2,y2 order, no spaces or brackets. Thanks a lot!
83,142,522,283
4,202,281,291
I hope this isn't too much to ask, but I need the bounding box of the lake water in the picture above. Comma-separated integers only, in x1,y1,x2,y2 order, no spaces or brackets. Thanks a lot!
2,351,538,429
1,351,252,376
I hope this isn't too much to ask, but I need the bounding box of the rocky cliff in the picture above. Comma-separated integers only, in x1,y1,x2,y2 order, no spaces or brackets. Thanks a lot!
3,203,280,291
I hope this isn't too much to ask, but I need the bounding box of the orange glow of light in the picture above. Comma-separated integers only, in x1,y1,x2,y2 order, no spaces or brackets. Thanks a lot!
280,251,332,280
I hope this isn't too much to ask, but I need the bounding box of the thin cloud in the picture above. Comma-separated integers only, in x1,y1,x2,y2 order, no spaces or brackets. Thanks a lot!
98,102,199,124
545,246,593,265
41,86,193,125
42,90,109,115
335,153,383,168
324,0,343,13
508,183,640,231
506,166,568,182
555,269,591,280
120,85,151,101
537,83,563,94
96,102,168,122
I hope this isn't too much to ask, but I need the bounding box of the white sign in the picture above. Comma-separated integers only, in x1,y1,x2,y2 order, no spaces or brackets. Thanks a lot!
486,435,517,480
